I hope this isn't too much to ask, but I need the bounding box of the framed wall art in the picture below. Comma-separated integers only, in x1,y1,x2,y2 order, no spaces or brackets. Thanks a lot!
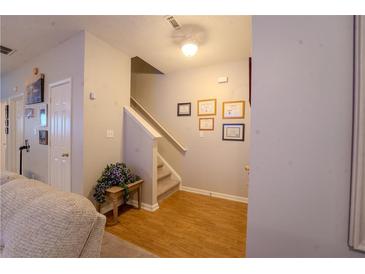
197,99,216,116
25,73,44,105
39,130,48,145
39,104,48,127
199,118,214,131
223,100,245,119
222,124,244,141
177,102,191,116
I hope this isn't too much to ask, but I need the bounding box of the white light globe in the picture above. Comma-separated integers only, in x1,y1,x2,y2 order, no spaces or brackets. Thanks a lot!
181,42,198,57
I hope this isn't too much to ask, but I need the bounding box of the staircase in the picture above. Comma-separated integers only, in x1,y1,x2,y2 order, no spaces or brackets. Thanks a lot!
129,97,185,207
157,154,181,202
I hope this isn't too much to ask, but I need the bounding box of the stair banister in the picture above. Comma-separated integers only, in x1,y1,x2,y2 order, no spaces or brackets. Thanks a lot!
130,96,188,154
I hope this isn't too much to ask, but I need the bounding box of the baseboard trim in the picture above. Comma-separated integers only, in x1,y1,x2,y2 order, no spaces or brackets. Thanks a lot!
127,200,160,212
181,186,248,204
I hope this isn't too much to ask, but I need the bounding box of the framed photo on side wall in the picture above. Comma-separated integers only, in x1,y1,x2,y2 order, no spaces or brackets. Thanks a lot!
199,118,214,131
177,102,191,116
222,124,244,141
222,100,245,119
198,99,216,116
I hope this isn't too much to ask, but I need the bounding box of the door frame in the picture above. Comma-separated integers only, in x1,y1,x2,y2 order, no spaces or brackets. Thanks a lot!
47,78,72,189
349,16,365,252
7,93,24,172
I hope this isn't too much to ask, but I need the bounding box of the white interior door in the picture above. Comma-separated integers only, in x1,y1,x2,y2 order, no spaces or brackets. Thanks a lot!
49,79,71,192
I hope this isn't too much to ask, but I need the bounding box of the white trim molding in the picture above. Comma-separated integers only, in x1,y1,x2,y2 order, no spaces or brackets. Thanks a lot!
127,200,160,212
181,185,248,204
349,16,365,252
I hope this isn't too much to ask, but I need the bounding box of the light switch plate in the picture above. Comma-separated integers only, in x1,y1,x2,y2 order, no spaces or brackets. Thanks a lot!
199,131,205,138
89,92,96,100
106,129,114,138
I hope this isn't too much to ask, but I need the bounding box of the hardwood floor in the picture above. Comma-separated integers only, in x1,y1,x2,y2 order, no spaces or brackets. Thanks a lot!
105,191,247,258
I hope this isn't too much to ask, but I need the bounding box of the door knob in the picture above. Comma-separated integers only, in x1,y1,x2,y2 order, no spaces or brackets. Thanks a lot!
62,153,69,158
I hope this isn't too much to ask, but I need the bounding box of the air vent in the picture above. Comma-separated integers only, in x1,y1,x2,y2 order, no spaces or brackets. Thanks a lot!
165,16,181,30
0,45,16,56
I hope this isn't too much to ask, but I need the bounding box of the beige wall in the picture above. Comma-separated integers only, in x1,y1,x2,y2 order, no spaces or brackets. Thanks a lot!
83,32,131,200
132,60,250,198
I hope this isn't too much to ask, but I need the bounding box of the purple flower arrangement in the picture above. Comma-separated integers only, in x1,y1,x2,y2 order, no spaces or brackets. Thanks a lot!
93,162,140,203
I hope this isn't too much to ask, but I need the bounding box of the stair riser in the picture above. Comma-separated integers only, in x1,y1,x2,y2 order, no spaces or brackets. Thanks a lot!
158,184,180,203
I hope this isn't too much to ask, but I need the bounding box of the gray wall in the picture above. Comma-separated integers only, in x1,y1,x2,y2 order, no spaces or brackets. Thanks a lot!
246,16,365,257
1,32,85,192
132,60,250,199
83,32,131,200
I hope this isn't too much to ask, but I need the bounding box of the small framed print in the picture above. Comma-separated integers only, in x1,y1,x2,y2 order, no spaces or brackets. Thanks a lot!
198,99,216,116
222,124,244,141
39,130,48,145
39,104,48,127
177,102,191,116
199,118,214,131
222,100,245,119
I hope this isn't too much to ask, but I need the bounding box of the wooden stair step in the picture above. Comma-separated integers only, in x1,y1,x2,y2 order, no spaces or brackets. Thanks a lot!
157,177,180,197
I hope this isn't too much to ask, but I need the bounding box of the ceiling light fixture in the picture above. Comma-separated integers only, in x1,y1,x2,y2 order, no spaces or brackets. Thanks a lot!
181,42,198,57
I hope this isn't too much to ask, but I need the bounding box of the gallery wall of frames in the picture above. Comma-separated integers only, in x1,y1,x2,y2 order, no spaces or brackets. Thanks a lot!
177,98,245,142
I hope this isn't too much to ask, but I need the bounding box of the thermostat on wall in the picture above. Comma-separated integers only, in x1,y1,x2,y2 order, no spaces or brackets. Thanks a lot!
217,76,228,84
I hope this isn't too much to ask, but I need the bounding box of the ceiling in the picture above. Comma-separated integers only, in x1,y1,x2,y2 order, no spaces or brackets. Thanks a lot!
0,16,251,74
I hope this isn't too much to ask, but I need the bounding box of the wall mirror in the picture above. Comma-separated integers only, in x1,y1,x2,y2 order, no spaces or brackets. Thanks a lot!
349,15,365,252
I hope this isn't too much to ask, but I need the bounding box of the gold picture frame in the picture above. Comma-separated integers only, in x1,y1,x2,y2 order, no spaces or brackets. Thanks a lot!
199,118,214,131
222,100,245,119
197,99,217,116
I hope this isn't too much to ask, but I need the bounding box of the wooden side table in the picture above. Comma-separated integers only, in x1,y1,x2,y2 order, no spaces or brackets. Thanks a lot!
105,180,143,225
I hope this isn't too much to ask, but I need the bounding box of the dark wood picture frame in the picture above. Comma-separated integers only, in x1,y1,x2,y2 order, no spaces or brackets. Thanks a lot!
25,73,45,105
222,123,245,141
177,102,191,116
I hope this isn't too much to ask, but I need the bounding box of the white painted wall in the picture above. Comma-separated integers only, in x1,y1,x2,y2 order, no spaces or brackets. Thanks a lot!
83,32,131,200
123,106,161,208
1,32,85,192
132,60,250,198
247,16,365,257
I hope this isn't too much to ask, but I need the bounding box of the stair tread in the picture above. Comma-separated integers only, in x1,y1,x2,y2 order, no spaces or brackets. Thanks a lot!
157,177,180,196
157,169,171,180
